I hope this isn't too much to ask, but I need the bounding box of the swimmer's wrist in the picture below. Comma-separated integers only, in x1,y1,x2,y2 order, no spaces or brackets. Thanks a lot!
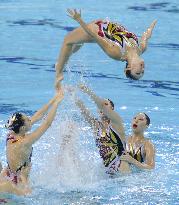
76,17,83,24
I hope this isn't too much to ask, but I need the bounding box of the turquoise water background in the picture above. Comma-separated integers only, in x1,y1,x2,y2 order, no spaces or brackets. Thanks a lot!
0,0,178,204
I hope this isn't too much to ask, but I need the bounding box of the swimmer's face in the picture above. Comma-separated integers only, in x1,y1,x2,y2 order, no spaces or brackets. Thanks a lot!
131,113,148,133
125,59,144,80
99,99,114,121
6,113,32,134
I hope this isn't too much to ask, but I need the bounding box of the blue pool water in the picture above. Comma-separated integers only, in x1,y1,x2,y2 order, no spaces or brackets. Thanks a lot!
0,0,179,204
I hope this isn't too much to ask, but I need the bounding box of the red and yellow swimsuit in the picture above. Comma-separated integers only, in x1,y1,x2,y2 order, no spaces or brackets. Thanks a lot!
96,20,139,55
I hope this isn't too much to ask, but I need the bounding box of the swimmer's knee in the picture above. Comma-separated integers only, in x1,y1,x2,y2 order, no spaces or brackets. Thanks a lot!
63,35,73,46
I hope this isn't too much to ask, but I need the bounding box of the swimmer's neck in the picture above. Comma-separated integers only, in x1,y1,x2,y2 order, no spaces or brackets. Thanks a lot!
132,132,145,141
10,131,25,138
125,47,140,62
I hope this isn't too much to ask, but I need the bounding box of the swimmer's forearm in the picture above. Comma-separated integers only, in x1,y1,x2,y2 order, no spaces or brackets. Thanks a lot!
76,99,97,128
132,159,155,170
85,88,103,109
101,107,125,139
140,20,157,53
139,32,149,53
31,97,56,124
25,100,61,145
77,18,96,39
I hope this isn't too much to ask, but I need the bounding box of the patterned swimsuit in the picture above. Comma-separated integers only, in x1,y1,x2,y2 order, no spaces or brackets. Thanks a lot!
96,20,139,56
126,141,146,163
96,123,125,174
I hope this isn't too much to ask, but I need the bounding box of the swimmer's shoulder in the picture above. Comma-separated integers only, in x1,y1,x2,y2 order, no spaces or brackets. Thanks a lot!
144,138,155,149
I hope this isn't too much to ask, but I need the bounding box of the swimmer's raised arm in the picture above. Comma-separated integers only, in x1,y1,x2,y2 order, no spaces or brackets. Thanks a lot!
30,96,57,125
139,20,157,54
78,84,104,109
121,140,155,169
101,106,125,141
75,98,99,132
23,91,64,146
79,84,125,139
31,76,64,122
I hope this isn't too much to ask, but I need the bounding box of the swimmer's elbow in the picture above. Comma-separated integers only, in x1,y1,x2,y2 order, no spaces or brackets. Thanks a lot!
146,162,155,170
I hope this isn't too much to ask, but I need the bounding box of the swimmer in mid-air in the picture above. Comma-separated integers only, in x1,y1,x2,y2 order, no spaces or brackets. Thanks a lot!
76,85,155,174
0,87,64,195
55,9,157,90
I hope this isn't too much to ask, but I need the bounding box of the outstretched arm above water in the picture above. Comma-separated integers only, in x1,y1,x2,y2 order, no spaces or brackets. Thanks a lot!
75,98,99,133
78,84,125,140
30,96,58,125
139,20,157,54
78,84,104,109
23,90,64,146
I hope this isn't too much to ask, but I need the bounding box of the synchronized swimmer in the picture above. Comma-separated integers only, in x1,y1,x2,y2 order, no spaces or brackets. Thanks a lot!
0,86,64,195
0,9,156,196
55,9,157,90
76,85,155,174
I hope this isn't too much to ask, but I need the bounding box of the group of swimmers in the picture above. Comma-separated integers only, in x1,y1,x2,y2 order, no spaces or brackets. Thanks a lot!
0,9,156,195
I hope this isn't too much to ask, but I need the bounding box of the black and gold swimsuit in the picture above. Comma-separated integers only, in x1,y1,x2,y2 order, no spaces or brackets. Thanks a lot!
126,142,146,163
96,122,125,174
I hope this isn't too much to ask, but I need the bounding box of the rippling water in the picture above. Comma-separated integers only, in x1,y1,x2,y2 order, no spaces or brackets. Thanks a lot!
0,0,178,204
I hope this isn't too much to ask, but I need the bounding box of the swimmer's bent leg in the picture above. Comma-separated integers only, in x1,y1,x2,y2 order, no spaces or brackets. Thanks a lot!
55,26,94,88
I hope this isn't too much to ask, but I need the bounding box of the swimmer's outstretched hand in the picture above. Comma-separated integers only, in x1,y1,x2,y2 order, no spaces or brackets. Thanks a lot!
67,9,81,22
146,20,157,39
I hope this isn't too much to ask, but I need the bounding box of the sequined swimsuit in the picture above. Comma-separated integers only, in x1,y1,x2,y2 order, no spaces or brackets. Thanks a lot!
96,20,139,56
96,122,125,174
126,141,146,163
